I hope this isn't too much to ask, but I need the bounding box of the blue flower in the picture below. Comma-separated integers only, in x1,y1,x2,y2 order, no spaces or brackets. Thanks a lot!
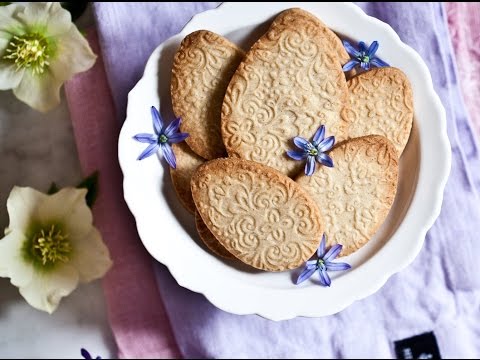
133,106,189,168
295,234,351,287
81,348,101,360
342,40,389,72
286,125,335,176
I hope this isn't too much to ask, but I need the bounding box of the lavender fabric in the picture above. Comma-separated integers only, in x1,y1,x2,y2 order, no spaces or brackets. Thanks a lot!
93,2,480,358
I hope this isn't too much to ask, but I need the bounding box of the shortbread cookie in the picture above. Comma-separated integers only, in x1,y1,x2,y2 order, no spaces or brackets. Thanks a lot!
170,142,204,214
345,67,414,156
171,30,245,160
191,158,324,271
296,135,398,256
195,211,236,260
222,8,349,177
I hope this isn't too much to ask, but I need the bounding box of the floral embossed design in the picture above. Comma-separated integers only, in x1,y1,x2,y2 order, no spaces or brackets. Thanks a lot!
171,30,244,159
222,9,349,177
345,67,414,155
296,136,398,256
191,159,323,271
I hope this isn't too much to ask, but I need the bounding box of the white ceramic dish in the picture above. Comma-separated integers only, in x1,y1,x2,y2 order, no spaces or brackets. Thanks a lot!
118,2,451,320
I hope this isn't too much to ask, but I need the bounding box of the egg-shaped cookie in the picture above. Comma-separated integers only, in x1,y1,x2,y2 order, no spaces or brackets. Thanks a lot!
171,30,244,160
345,67,414,156
170,142,205,214
195,211,236,260
296,135,399,256
191,158,324,271
222,8,349,177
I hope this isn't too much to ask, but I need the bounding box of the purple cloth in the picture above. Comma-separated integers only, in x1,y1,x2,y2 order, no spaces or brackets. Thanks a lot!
93,2,480,358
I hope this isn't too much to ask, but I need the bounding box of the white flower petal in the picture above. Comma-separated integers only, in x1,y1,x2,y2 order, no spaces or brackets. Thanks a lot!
15,3,52,31
49,26,96,82
0,3,25,33
12,68,62,112
0,229,34,287
44,2,74,37
37,188,91,235
70,228,112,283
19,264,79,314
0,61,23,90
6,186,47,231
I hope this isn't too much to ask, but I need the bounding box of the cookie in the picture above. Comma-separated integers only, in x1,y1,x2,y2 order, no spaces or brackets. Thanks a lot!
171,30,245,160
191,158,324,271
296,135,398,256
221,8,349,177
170,142,205,214
344,67,414,156
195,211,236,260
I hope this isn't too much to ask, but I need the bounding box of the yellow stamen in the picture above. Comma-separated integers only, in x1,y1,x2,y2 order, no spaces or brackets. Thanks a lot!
3,33,50,75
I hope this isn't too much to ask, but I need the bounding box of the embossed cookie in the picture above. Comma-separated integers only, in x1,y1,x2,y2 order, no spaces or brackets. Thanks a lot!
222,8,349,177
191,158,324,271
171,30,245,160
170,142,204,214
296,135,398,256
195,211,236,260
345,67,414,156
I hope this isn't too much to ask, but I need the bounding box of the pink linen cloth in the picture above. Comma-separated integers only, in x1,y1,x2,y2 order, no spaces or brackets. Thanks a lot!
64,29,180,359
446,3,480,138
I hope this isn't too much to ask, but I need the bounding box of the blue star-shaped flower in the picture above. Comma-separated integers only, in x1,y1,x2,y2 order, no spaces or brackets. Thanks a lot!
295,234,351,287
286,125,335,176
342,40,389,72
133,106,189,168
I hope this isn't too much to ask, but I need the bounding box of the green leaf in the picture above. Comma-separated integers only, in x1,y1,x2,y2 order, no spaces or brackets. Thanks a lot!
0,3,11,6
47,182,60,195
76,171,99,208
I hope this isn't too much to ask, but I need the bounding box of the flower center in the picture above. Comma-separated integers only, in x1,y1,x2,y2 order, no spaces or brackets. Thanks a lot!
158,134,168,144
361,55,370,63
31,224,71,266
308,148,318,156
3,33,51,74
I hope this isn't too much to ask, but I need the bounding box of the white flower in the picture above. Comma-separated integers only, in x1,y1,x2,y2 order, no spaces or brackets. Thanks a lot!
0,186,112,314
0,2,96,112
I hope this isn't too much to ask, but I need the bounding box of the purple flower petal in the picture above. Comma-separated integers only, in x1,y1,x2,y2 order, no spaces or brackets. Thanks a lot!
318,267,331,287
312,125,325,145
81,348,92,360
296,266,317,285
317,136,335,152
305,156,316,176
287,150,308,161
317,153,334,168
370,57,389,68
133,133,157,144
161,143,177,169
342,40,360,58
306,259,317,268
361,61,370,71
293,136,312,151
168,132,189,144
367,41,379,58
325,261,351,271
163,117,182,137
323,244,343,262
317,234,326,257
137,143,159,161
342,59,359,72
358,41,367,53
150,106,163,135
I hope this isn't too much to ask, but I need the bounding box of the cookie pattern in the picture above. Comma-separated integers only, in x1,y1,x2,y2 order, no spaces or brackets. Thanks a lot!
191,158,324,271
345,67,414,156
170,142,205,214
171,30,244,159
296,136,398,256
222,8,349,177
195,211,236,259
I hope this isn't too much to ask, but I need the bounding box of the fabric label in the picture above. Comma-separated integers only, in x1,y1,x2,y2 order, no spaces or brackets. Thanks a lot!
394,332,441,359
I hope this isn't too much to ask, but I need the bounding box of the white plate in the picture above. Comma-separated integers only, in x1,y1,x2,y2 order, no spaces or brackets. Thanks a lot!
118,2,451,320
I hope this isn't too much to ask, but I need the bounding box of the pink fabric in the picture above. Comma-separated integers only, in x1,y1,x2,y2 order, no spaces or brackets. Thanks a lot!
446,2,480,137
64,29,181,359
